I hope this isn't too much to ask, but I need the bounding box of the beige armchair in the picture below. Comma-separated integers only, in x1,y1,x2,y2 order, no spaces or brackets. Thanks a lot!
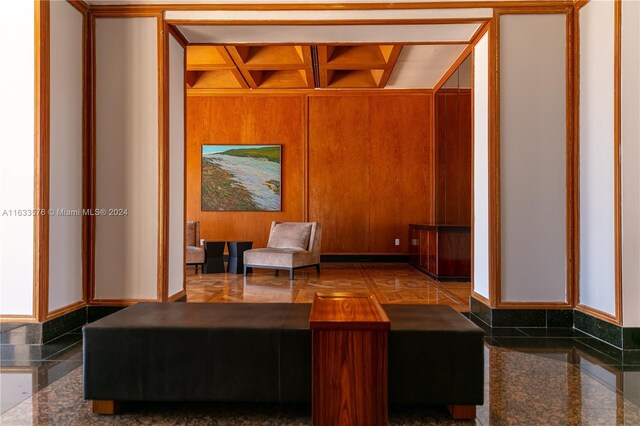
243,221,322,280
186,221,205,273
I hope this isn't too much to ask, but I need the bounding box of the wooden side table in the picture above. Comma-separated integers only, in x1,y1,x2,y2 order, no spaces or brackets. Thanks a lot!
309,292,390,426
203,241,225,273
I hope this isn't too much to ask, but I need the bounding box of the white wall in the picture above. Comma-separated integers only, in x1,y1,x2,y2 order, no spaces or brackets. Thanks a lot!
473,32,490,300
0,1,35,316
622,0,640,327
168,35,185,298
579,0,616,315
94,17,159,300
500,14,567,303
48,0,84,312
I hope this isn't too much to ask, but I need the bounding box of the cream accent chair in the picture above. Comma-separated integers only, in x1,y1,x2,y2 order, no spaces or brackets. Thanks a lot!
243,221,322,280
186,221,205,273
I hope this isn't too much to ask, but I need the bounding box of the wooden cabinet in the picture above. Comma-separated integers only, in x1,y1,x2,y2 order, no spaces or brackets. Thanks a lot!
310,292,390,426
408,224,471,281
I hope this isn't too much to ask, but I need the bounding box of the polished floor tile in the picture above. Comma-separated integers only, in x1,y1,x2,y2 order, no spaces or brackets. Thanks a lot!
3,264,640,424
2,341,640,425
186,263,471,312
0,335,82,414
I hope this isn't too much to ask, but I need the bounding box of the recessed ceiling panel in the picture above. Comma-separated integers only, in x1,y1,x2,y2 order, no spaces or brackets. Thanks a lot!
385,44,467,89
177,23,481,44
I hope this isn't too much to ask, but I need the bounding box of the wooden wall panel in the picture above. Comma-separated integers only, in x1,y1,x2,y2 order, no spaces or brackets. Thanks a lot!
308,96,371,253
188,93,432,255
435,89,472,225
369,96,432,253
186,96,306,249
308,94,432,254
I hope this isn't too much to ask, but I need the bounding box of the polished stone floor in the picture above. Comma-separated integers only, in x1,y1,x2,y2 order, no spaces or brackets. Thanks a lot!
186,263,472,312
2,324,640,425
2,264,640,425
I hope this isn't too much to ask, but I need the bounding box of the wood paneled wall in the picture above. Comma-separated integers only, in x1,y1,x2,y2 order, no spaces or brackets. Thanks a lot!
186,93,433,254
186,96,306,249
435,89,472,225
308,95,433,254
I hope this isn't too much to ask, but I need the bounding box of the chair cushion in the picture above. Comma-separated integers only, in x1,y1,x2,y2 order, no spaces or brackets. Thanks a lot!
186,246,205,264
244,248,316,269
267,223,312,251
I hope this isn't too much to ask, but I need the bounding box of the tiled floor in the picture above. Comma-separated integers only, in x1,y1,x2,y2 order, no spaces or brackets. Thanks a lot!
2,324,640,425
0,327,83,415
186,263,471,311
2,263,640,425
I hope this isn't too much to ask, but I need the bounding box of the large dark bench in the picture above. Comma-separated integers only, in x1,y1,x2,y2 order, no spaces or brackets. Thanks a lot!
83,303,483,416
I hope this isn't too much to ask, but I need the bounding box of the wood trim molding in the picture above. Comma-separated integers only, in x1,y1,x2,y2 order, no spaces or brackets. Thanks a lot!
0,315,38,323
434,48,471,93
571,0,580,308
159,16,170,302
88,299,157,306
492,6,570,14
45,300,85,321
66,0,89,15
189,41,470,47
183,43,188,297
495,301,573,309
81,1,93,307
90,9,162,18
34,0,50,323
87,14,97,304
574,0,589,10
168,289,186,302
470,47,476,299
576,304,620,325
88,1,573,14
471,291,490,307
167,24,189,47
187,88,434,96
433,21,489,92
566,7,577,308
488,16,499,308
164,18,490,26
613,0,622,325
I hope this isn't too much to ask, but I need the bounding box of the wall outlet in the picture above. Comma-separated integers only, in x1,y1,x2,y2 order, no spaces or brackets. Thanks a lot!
394,238,400,246
200,238,205,246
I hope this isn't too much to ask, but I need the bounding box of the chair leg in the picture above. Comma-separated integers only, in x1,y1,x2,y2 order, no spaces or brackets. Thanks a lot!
194,265,198,273
289,269,294,280
275,270,279,277
243,266,247,276
316,264,320,274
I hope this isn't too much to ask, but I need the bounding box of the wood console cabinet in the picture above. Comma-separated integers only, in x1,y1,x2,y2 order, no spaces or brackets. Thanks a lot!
409,224,471,281
310,292,390,426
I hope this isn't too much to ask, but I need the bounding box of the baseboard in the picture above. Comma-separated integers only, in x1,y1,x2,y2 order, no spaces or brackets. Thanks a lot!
469,297,640,350
320,254,408,262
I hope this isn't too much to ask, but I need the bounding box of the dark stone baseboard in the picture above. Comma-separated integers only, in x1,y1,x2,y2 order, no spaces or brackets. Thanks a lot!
2,302,172,344
470,297,640,350
574,310,640,350
320,254,408,262
469,297,573,328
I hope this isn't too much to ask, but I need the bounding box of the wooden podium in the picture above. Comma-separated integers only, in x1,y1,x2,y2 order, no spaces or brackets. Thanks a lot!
309,292,390,426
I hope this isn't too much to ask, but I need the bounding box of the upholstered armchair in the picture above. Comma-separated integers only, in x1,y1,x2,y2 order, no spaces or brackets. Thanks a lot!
186,221,205,273
243,221,322,280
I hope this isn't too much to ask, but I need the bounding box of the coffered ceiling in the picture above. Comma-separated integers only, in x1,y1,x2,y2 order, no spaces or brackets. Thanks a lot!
87,1,495,89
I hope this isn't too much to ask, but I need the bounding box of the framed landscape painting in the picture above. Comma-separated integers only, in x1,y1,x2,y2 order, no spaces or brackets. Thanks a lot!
201,145,282,211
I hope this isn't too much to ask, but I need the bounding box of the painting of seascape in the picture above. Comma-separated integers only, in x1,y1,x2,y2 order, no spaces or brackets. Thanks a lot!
201,145,281,211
